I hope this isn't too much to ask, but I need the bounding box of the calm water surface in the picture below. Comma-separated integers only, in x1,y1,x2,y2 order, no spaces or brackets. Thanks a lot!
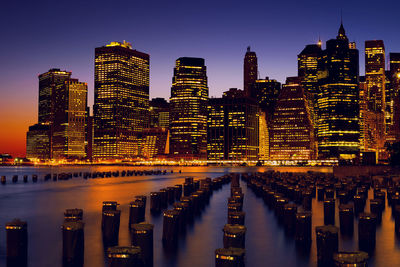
0,166,399,266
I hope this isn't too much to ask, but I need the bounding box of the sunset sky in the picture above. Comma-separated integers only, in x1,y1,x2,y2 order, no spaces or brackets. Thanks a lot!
1,0,400,157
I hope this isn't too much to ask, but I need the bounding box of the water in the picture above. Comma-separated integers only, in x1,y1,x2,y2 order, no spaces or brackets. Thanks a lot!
0,166,399,266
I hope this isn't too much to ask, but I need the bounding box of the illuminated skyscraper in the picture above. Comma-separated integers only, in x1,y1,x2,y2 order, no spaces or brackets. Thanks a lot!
389,53,400,143
298,43,322,125
38,69,72,125
52,79,88,159
170,57,208,160
244,47,258,97
149,98,170,128
364,40,386,160
253,77,281,122
269,77,316,160
316,23,359,160
28,69,87,160
94,41,149,160
207,89,259,162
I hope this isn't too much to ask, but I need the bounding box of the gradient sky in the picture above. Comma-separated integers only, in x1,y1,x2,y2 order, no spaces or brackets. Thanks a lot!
1,0,400,156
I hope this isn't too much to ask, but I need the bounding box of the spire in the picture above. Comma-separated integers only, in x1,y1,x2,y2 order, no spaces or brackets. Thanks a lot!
247,46,251,52
337,10,348,41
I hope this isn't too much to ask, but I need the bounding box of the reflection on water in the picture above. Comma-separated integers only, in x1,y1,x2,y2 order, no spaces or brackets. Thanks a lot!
0,166,399,266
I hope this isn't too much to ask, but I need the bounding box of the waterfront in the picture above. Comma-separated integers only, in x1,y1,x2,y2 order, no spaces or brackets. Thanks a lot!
0,166,399,266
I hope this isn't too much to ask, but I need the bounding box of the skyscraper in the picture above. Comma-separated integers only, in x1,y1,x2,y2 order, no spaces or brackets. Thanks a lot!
389,53,400,143
93,41,150,160
52,79,88,159
38,69,72,125
27,69,87,160
316,23,360,160
298,43,322,125
253,77,281,122
170,57,208,160
244,47,258,97
364,40,386,160
207,89,259,162
269,77,316,160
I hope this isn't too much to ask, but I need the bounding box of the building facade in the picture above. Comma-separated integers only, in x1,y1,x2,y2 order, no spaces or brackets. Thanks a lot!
269,77,316,160
27,69,87,160
38,69,72,125
244,47,258,97
169,57,208,160
388,53,400,143
207,89,259,162
93,41,149,160
52,79,88,159
139,128,169,159
316,24,360,160
26,124,50,160
253,77,281,122
298,43,322,125
364,40,386,160
149,98,170,128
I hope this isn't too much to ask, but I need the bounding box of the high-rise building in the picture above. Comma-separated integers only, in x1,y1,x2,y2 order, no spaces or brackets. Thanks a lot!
269,77,316,160
207,89,259,162
52,79,88,159
298,43,322,125
388,53,400,143
253,77,281,122
170,57,208,160
93,41,150,160
26,123,50,160
359,77,367,151
38,69,72,125
316,23,360,160
364,40,386,160
28,69,87,160
149,98,170,128
244,47,258,97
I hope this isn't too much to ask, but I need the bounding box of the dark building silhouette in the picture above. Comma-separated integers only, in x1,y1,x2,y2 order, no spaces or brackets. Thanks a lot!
269,77,316,160
170,57,208,160
316,23,360,160
207,89,259,162
253,77,281,122
93,41,149,160
244,47,258,97
149,98,170,128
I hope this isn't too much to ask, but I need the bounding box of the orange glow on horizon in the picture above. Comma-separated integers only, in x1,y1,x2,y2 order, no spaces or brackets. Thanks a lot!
0,109,35,157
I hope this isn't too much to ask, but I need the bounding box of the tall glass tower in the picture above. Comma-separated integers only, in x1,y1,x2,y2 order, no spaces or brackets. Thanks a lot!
94,41,149,160
316,23,360,160
170,57,208,160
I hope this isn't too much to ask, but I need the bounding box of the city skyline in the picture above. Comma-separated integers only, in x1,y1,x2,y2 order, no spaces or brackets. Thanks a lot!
2,0,400,156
